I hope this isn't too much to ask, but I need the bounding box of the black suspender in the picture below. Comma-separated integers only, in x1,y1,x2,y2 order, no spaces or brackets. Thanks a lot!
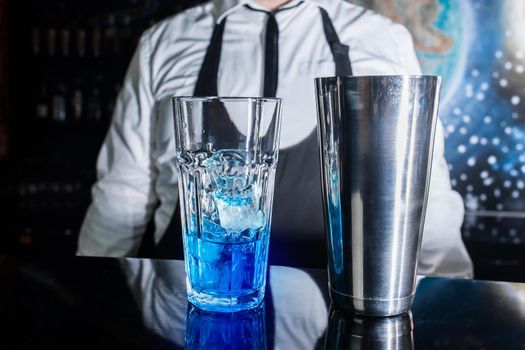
193,5,353,97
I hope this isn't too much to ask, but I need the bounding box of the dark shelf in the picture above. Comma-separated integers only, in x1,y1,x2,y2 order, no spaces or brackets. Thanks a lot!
1,0,206,257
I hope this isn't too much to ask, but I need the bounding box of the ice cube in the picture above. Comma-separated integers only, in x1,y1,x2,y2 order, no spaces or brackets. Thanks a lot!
215,197,265,235
204,149,253,196
201,218,227,241
202,149,265,237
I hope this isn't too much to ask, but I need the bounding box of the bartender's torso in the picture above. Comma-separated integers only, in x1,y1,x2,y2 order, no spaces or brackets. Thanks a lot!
148,0,420,263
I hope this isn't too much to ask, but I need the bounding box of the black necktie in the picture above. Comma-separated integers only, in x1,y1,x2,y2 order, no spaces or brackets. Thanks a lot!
264,12,279,97
245,3,305,97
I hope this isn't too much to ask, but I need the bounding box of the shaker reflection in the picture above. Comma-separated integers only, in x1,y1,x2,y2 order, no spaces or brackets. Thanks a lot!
186,303,267,350
324,304,414,350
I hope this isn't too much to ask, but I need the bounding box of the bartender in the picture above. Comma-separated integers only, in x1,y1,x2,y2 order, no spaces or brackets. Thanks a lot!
77,0,473,277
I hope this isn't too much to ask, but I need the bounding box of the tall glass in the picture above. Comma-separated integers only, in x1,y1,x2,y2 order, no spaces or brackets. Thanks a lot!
172,97,282,312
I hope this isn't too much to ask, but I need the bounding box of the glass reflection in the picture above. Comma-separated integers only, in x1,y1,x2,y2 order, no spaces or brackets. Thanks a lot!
324,304,414,350
185,303,266,349
120,259,329,349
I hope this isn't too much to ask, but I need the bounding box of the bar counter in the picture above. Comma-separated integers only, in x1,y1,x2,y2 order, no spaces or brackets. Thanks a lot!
0,256,523,349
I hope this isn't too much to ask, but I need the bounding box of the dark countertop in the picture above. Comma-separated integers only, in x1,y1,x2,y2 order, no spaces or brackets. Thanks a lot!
0,256,524,349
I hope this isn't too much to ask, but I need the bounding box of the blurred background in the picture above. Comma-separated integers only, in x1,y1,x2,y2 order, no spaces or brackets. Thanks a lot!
0,0,523,282
0,0,206,255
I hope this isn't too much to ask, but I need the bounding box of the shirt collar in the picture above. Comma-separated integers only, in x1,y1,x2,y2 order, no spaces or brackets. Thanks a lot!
213,0,307,21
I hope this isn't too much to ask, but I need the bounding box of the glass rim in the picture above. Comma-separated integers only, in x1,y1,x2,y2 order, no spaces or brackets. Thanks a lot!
172,96,282,103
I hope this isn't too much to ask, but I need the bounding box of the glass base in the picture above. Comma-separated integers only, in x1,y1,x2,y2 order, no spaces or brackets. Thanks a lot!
187,287,265,313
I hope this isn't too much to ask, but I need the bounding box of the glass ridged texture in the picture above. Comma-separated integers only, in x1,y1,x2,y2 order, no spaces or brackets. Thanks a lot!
173,97,282,312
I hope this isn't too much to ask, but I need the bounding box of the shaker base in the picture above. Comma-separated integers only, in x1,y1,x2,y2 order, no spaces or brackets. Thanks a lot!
330,287,415,317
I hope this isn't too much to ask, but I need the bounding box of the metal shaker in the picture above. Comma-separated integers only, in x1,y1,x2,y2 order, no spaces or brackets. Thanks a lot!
315,75,441,316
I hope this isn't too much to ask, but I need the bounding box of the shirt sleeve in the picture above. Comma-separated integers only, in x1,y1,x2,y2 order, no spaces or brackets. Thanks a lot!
394,24,473,277
77,31,158,257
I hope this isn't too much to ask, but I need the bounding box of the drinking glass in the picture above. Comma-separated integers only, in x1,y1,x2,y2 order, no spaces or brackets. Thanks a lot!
172,96,282,312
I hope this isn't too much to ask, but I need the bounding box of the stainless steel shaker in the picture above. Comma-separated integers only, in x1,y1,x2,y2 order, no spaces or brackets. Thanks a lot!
315,75,441,316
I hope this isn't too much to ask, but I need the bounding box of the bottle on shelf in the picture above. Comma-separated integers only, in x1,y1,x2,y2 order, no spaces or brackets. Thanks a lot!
19,226,33,248
31,26,41,56
91,20,102,59
71,76,84,123
51,79,68,123
60,26,71,57
104,14,120,57
35,81,49,120
47,27,57,57
56,1,70,58
75,18,87,58
87,76,102,123
119,15,135,57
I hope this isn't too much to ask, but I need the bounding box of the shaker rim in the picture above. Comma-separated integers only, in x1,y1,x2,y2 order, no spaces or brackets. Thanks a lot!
314,74,441,82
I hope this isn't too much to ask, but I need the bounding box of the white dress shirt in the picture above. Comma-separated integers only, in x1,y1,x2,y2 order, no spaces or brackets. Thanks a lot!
77,0,473,277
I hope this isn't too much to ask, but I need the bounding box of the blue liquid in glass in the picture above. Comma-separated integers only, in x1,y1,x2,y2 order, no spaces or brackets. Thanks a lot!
186,222,269,312
178,149,274,312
